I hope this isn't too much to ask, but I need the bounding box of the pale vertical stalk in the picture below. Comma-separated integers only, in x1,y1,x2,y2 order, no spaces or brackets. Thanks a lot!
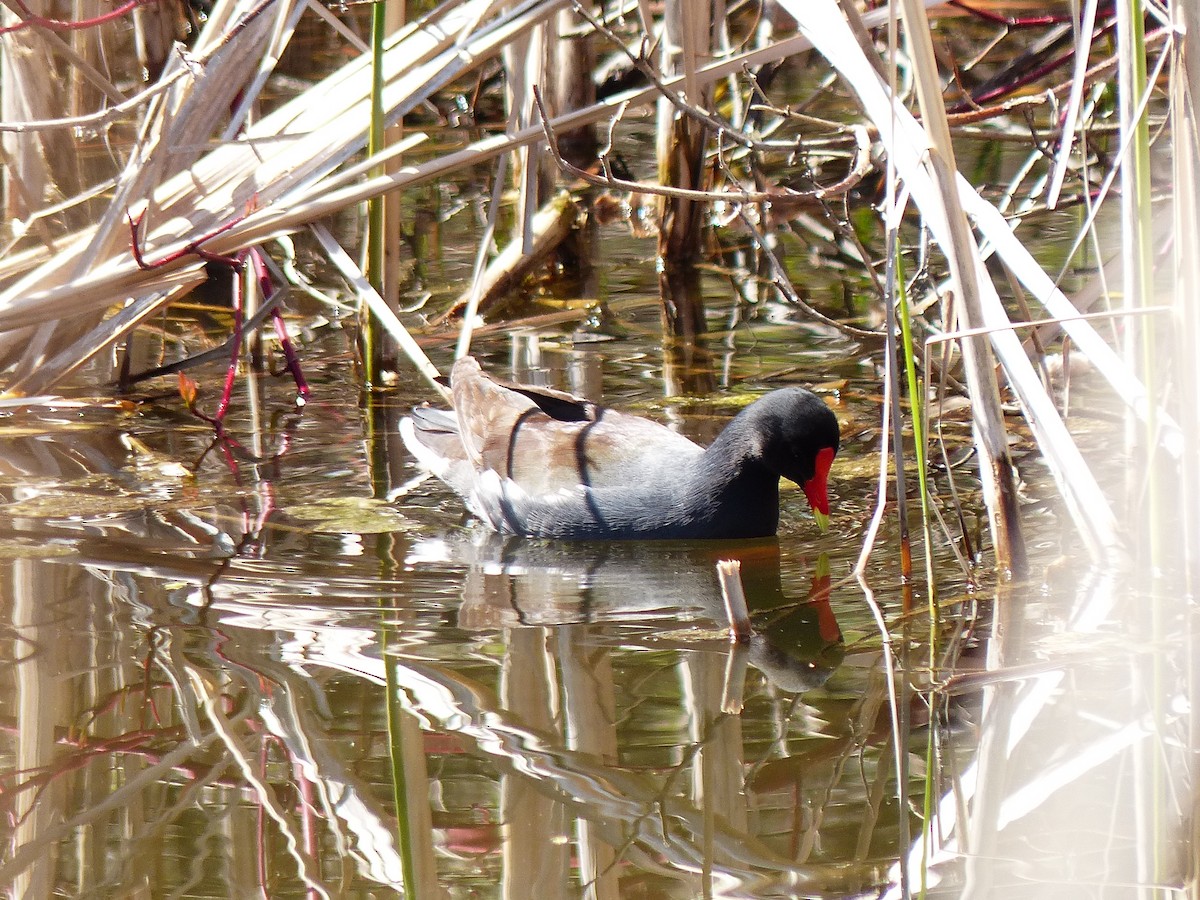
455,150,510,360
1,1,60,224
656,0,711,336
558,626,620,900
896,0,1027,576
1046,0,1100,208
655,0,680,184
550,3,597,165
679,649,748,886
69,0,102,117
383,0,407,313
11,560,61,900
500,628,569,898
854,577,907,894
712,0,741,125
654,0,708,127
854,322,896,575
503,12,548,248
1171,0,1200,599
1116,0,1158,562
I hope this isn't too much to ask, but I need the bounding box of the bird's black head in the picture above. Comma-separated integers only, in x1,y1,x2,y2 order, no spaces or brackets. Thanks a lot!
742,388,840,526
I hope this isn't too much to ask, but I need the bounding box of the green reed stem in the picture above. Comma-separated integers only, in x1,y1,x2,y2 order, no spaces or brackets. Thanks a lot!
894,262,937,627
1124,1,1158,564
381,610,419,894
367,16,411,871
890,239,938,900
364,0,388,387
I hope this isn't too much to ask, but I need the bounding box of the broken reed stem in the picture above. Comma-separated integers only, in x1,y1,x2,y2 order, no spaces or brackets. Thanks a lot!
720,645,749,715
717,559,752,644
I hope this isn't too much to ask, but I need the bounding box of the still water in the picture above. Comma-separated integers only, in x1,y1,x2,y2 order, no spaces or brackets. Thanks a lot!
1,268,1189,898
0,296,911,895
0,65,1193,894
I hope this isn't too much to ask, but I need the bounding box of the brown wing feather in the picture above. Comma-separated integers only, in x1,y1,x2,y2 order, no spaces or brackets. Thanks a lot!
450,357,702,497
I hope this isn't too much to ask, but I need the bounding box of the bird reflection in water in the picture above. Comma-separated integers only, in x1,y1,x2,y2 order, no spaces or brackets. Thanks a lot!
406,532,844,694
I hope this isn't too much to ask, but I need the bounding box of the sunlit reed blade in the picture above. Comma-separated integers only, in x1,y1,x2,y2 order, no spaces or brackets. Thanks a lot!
310,224,448,401
778,0,1128,564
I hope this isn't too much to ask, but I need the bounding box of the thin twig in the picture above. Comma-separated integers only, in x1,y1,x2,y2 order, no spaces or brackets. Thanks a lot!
120,288,291,386
733,208,886,342
535,86,872,205
0,0,158,34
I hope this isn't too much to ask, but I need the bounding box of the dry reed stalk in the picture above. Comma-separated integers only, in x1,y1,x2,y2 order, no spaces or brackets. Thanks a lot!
549,5,596,164
2,0,83,226
1172,0,1200,592
0,0,569,395
310,223,447,401
455,151,510,359
0,0,295,390
655,0,711,337
69,0,104,117
502,3,551,244
440,191,581,323
0,0,955,396
1045,0,1101,208
778,0,1170,564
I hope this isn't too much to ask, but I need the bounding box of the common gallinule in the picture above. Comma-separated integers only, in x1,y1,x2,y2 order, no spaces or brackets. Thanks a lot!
400,356,840,540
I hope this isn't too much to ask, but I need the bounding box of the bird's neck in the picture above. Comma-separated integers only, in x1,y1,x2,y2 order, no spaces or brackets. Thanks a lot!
694,438,781,538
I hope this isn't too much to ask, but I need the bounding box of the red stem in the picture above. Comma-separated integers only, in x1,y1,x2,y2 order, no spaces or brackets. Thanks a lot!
272,310,311,402
249,248,310,403
213,254,248,424
0,0,158,34
946,0,1104,27
949,18,1119,114
128,209,246,271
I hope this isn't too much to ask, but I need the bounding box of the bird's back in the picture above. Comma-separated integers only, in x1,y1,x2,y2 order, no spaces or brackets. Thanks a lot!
401,357,705,535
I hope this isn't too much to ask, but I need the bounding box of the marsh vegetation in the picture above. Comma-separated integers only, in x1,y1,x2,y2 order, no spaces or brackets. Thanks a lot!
0,0,1196,896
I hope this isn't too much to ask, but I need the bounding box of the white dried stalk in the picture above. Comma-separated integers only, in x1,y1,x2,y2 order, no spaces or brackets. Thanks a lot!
777,0,1140,562
0,0,564,393
0,0,959,395
310,224,447,400
1045,0,1100,208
